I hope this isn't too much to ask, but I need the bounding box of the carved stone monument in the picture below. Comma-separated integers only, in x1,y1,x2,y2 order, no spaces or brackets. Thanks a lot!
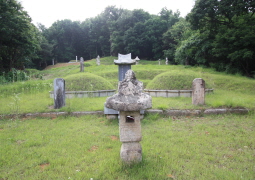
54,78,65,109
192,78,205,105
96,55,100,65
105,70,152,164
80,57,84,72
114,53,136,81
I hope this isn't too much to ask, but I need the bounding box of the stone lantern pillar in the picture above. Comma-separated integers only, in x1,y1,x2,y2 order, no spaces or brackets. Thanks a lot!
105,70,152,164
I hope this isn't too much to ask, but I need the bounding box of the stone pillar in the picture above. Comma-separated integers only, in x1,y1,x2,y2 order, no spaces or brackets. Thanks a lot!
192,78,205,105
158,59,161,65
119,111,142,162
54,78,65,109
166,57,168,65
80,57,84,72
96,55,100,65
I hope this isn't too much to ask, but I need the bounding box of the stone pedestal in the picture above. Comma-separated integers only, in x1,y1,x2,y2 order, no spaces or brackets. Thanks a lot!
192,78,205,105
120,142,142,163
119,111,142,163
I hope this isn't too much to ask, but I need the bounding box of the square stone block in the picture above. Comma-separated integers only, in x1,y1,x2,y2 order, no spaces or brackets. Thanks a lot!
119,111,142,142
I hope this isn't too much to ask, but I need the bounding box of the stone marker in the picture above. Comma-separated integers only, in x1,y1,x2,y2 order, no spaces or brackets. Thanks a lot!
105,70,152,164
80,57,84,72
192,78,205,105
96,55,100,65
158,59,161,65
134,56,140,65
54,78,65,109
114,53,136,81
166,57,168,65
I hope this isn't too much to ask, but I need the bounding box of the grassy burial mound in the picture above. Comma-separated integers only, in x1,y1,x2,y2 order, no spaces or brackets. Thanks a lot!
64,73,114,91
146,70,213,90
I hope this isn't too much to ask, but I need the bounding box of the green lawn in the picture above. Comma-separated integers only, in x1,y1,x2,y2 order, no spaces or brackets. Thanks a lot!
1,113,255,179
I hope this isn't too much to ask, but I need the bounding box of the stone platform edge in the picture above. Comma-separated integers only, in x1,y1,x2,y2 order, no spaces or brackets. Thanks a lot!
0,108,249,119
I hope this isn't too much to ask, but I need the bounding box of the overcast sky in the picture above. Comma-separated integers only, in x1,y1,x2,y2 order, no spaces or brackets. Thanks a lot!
18,0,195,28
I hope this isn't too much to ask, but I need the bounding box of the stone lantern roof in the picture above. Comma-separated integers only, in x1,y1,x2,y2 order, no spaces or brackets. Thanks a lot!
114,53,136,65
105,69,152,111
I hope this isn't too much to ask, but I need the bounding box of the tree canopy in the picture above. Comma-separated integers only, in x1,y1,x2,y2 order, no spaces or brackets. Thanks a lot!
1,0,255,77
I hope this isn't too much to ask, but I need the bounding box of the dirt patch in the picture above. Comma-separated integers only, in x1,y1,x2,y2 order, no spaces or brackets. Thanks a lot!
44,62,80,70
110,135,119,141
39,163,50,171
88,145,98,152
16,140,26,145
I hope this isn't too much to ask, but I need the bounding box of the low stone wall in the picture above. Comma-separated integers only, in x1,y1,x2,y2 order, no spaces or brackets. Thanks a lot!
144,89,214,97
49,90,116,98
0,108,248,120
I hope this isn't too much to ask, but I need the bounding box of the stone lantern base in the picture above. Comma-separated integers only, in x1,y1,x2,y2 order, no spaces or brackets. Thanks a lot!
120,142,142,163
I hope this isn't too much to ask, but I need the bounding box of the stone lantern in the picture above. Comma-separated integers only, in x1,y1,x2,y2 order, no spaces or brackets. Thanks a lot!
105,70,152,164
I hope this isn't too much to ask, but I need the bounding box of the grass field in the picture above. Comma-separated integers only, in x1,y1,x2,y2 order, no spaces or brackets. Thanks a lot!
0,56,254,115
0,57,255,179
0,113,255,179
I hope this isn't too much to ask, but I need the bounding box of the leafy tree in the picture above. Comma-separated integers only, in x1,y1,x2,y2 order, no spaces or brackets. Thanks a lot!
186,0,255,76
0,0,40,71
163,18,190,62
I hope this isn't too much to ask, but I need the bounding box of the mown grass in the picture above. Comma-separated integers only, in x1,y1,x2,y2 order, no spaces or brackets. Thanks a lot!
0,113,254,179
0,56,254,115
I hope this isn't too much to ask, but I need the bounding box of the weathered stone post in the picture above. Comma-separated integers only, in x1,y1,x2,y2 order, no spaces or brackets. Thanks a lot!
80,57,84,72
105,70,152,164
96,55,100,65
192,78,205,105
158,59,161,65
166,57,168,65
54,78,65,109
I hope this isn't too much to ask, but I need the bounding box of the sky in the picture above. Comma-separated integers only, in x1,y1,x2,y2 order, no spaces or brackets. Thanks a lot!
18,0,195,28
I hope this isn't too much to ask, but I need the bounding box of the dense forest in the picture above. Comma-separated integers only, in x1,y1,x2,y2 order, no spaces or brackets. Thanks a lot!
1,0,255,77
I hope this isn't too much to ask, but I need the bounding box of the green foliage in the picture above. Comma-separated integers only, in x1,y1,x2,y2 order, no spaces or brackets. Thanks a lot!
185,0,255,77
64,73,114,91
0,0,41,71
